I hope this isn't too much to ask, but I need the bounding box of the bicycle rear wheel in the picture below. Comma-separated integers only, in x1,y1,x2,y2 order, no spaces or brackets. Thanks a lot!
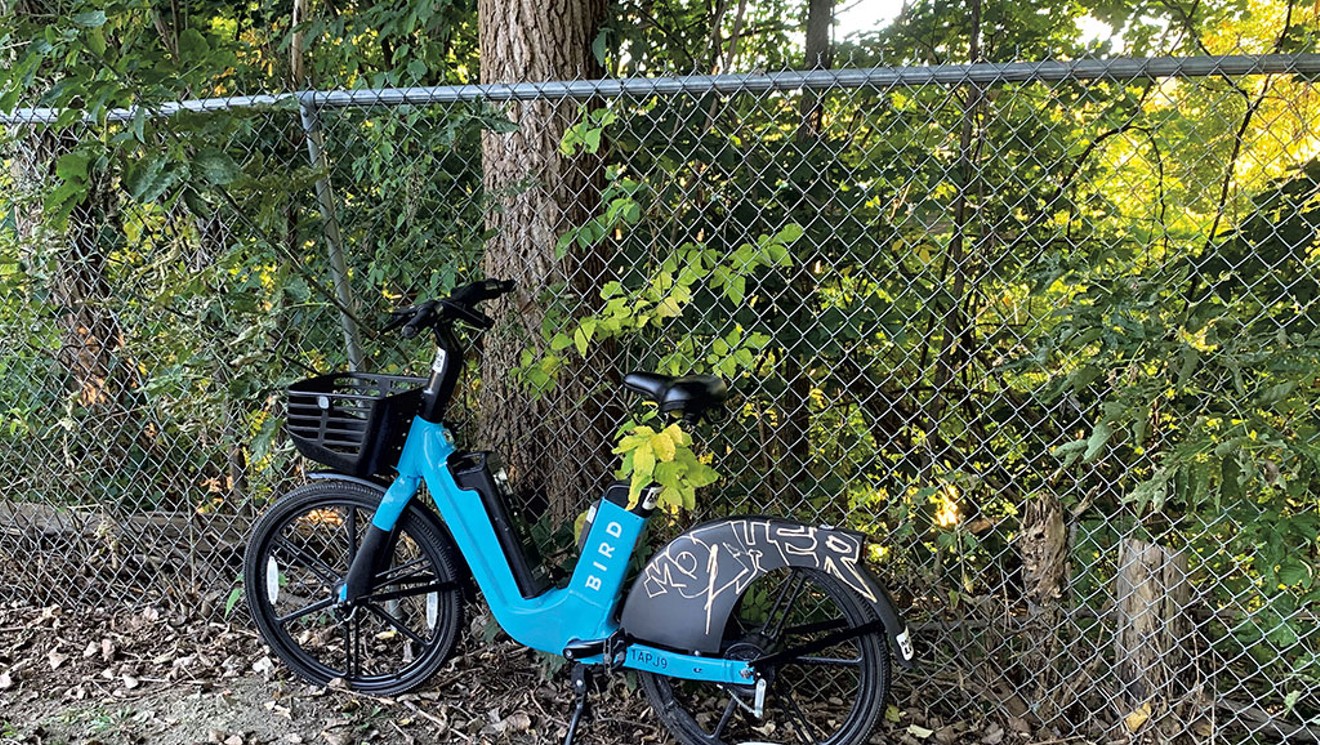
243,481,464,695
641,567,890,745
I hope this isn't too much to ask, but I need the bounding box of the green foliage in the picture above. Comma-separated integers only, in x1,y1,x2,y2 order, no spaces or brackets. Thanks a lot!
522,219,796,393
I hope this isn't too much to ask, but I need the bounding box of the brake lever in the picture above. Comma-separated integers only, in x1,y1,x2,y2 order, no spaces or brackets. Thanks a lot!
382,308,413,333
385,299,439,338
440,299,494,330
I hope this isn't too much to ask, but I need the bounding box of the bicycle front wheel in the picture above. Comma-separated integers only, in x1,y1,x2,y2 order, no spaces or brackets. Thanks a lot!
641,566,890,745
243,481,464,695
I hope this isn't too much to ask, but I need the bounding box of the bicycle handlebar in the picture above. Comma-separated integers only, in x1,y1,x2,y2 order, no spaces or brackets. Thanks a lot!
382,279,515,338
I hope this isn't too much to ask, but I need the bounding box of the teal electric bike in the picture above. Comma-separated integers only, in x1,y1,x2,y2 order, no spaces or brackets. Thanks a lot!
243,279,914,745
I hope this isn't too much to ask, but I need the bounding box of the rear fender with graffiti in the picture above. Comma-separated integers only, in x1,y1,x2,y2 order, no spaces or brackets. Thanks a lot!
619,517,915,667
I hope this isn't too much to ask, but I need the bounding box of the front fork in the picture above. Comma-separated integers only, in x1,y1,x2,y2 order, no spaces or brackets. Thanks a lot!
338,474,421,603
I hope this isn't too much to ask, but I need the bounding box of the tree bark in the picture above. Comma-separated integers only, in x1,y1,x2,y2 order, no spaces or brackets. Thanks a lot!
931,0,983,430
773,0,836,491
11,130,139,410
477,0,610,522
1114,537,1191,713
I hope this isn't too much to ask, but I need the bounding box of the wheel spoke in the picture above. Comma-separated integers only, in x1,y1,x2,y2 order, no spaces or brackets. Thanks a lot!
272,537,339,586
276,596,337,625
360,579,451,604
792,655,862,667
346,507,358,565
374,556,430,585
782,617,848,638
764,571,807,643
783,686,824,745
364,602,428,646
709,695,739,740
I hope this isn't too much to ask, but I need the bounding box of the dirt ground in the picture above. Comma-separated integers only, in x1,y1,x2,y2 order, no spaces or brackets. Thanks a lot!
0,602,985,745
0,602,674,745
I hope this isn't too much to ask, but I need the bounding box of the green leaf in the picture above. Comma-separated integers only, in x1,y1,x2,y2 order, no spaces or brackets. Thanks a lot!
650,432,676,462
178,28,210,57
131,106,147,142
555,231,575,259
193,148,241,186
1278,562,1312,588
55,150,91,182
223,575,244,617
44,180,88,225
72,10,107,27
775,223,804,244
726,275,746,305
86,27,107,56
1083,421,1113,463
123,156,183,202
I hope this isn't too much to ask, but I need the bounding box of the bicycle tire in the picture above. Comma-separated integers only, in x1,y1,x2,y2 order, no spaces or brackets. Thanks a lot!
243,481,464,695
640,566,891,745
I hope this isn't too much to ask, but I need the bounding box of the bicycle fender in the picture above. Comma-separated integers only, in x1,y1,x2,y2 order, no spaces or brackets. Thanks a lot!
620,517,916,668
308,471,392,490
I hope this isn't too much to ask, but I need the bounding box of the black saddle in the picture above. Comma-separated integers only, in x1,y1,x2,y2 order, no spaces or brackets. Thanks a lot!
623,372,730,421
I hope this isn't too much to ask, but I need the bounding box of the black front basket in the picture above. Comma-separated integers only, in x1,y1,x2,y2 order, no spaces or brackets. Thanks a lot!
285,373,425,477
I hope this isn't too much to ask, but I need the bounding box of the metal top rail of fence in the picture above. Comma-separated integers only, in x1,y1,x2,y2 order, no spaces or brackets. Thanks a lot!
4,54,1320,123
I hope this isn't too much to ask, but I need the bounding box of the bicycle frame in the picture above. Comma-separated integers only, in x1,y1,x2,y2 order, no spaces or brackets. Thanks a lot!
344,416,755,687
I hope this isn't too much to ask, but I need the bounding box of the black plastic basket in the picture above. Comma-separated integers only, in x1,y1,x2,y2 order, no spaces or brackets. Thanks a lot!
285,373,426,477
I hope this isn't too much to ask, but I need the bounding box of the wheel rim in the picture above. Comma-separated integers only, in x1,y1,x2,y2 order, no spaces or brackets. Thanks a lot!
648,568,886,745
252,499,455,691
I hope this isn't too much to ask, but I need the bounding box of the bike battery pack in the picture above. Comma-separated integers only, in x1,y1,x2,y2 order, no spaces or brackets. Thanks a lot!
448,451,550,599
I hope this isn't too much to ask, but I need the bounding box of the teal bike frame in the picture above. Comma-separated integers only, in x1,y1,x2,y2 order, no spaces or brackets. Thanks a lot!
355,416,754,686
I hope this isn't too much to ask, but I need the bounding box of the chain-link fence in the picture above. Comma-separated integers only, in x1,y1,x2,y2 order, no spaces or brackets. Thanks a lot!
2,55,1319,741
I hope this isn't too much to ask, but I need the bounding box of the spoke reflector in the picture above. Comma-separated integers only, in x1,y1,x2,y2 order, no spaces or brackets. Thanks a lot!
265,556,280,603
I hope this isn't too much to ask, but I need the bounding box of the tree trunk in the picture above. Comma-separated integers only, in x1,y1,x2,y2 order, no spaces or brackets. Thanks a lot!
12,130,138,410
477,0,610,523
775,0,835,494
1114,537,1190,716
797,0,833,137
1018,491,1069,728
930,0,983,430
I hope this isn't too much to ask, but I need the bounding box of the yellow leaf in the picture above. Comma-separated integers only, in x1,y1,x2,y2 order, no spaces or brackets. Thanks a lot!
661,422,689,447
1124,702,1152,732
656,296,682,318
906,724,934,739
650,432,676,462
633,442,655,480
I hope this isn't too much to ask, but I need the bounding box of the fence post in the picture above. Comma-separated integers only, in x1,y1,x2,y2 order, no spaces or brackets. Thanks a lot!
298,99,365,371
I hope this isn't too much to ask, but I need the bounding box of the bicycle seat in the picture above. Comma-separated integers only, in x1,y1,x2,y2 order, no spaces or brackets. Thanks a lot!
623,372,729,419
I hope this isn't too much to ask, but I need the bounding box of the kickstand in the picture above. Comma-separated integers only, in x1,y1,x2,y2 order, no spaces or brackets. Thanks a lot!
562,663,592,745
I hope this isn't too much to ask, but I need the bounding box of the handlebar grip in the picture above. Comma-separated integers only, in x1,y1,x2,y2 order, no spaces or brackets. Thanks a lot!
451,279,516,305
